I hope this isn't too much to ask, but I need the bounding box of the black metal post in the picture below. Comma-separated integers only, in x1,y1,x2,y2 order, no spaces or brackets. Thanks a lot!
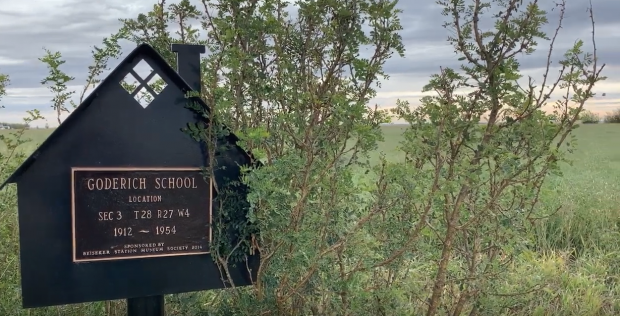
127,295,164,316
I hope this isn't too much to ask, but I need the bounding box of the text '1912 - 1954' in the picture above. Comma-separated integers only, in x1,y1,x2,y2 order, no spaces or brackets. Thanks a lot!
71,167,212,262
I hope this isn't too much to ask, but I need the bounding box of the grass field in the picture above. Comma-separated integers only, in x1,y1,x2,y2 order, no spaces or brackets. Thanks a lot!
3,125,618,252
0,128,54,154
0,124,619,314
1,125,619,243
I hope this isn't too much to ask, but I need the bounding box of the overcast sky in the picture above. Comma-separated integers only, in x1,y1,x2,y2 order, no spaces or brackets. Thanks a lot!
0,0,618,126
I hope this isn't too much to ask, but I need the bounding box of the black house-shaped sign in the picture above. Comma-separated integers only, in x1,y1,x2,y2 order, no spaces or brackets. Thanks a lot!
1,44,255,308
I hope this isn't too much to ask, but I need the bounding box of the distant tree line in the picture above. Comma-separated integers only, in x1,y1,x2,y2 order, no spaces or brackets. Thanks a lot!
0,122,29,129
578,109,620,124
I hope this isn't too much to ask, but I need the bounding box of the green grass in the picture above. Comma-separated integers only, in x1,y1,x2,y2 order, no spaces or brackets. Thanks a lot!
0,128,55,155
534,124,620,256
1,124,619,314
2,124,620,256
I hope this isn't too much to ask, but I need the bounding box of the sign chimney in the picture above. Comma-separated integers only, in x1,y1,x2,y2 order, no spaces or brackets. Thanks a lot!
170,44,206,94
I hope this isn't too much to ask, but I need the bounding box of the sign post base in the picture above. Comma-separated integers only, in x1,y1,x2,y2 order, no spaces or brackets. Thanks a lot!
127,295,164,316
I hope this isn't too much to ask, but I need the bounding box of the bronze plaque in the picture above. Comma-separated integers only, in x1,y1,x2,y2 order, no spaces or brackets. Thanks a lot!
71,167,212,262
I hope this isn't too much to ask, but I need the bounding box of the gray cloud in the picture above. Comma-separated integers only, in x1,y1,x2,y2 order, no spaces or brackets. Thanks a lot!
0,56,93,88
384,0,620,77
0,0,618,125
0,0,145,88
